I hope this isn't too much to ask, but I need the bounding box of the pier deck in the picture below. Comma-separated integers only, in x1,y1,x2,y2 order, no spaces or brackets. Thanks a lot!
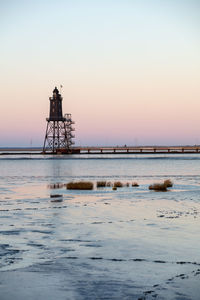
70,146,200,154
1,146,200,155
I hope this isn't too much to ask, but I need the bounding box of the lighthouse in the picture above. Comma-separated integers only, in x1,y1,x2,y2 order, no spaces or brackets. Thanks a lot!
43,87,75,153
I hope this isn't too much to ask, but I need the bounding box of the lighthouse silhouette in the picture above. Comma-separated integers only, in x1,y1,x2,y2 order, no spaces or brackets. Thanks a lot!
43,87,75,153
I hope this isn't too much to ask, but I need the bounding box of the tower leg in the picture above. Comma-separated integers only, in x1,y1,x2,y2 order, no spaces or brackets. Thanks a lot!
43,118,75,154
57,121,60,151
63,121,68,151
52,121,55,153
43,121,49,153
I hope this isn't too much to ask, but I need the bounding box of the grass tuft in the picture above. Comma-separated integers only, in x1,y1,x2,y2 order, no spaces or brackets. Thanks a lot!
149,179,173,191
164,179,173,187
97,181,107,188
114,181,123,188
67,181,93,190
132,182,139,187
149,183,167,191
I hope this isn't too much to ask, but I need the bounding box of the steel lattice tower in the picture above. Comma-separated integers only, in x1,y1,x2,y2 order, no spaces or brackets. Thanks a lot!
43,87,75,153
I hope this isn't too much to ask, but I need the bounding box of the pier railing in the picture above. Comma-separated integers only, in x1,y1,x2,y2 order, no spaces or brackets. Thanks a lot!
72,146,200,154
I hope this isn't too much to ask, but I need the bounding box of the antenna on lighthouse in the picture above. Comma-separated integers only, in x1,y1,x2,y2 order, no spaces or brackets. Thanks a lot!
60,84,63,95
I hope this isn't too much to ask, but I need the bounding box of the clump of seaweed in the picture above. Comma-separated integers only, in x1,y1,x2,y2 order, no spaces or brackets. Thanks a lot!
66,181,93,190
112,186,117,191
149,179,173,191
97,181,107,188
114,181,123,188
149,183,167,191
164,179,173,187
132,182,139,187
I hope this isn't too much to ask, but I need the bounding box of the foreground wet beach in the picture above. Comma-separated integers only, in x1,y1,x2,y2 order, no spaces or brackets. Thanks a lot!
1,154,200,299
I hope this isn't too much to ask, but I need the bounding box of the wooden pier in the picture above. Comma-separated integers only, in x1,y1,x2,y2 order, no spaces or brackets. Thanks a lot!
58,146,200,155
1,146,200,155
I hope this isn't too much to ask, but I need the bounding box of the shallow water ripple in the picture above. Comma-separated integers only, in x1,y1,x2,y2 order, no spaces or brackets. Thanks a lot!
1,155,200,299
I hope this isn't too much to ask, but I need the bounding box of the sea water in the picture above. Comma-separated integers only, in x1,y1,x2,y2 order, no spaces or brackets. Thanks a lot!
0,154,200,299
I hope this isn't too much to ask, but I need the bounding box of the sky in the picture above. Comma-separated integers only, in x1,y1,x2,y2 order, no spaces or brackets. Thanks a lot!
0,0,200,146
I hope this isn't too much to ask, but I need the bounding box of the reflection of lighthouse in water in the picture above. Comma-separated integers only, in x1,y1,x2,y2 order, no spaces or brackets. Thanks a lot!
43,87,75,153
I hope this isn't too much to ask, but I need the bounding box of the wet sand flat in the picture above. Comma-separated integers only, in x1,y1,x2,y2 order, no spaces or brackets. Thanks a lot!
1,154,200,299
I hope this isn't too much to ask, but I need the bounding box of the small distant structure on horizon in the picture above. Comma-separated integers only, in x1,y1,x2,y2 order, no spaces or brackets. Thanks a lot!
43,87,75,153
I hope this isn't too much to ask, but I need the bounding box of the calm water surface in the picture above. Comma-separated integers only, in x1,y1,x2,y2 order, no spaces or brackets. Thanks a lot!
0,154,200,299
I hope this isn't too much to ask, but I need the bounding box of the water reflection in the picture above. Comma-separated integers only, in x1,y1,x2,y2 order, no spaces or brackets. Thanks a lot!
48,183,65,189
1,156,200,299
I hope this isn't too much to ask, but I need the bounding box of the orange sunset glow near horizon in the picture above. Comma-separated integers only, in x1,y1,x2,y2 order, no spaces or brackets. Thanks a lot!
1,0,200,147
